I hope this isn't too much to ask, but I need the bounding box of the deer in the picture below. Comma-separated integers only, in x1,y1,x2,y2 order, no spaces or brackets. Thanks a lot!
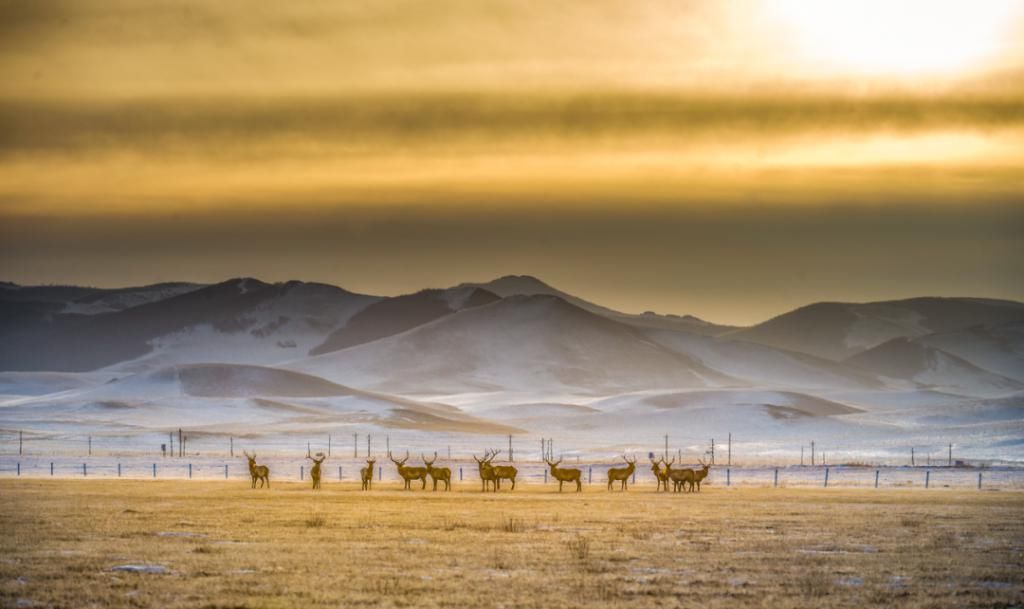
306,453,326,490
489,449,518,491
690,459,711,492
360,457,376,491
545,458,582,492
606,454,637,491
650,455,669,492
422,452,452,491
664,457,695,493
243,451,270,489
473,450,498,492
389,450,428,490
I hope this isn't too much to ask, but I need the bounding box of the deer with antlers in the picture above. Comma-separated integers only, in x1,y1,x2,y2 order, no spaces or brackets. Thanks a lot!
664,457,695,493
473,450,498,492
606,454,637,491
545,458,582,492
389,450,428,490
649,456,669,492
360,458,376,491
306,453,326,490
422,452,452,491
243,451,270,489
488,449,518,491
690,459,711,492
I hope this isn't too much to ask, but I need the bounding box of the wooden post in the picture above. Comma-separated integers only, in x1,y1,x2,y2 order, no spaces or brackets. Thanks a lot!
88,436,92,456
50,462,54,476
801,446,804,466
353,433,358,458
118,463,121,477
368,434,371,458
307,442,311,458
544,469,548,484
448,445,451,460
459,467,463,481
588,467,592,484
16,462,19,476
83,463,87,477
339,466,342,481
728,432,732,467
948,443,952,467
377,465,381,481
169,432,173,458
774,468,778,488
19,430,22,455
225,464,229,479
911,447,915,466
710,438,715,465
925,470,930,488
300,465,304,481
632,470,636,485
509,435,513,462
874,470,880,488
188,463,192,479
153,463,156,478
811,441,815,466
328,435,332,457
823,467,829,487
179,428,183,457
230,437,234,457
664,434,668,461
726,468,731,486
978,472,982,490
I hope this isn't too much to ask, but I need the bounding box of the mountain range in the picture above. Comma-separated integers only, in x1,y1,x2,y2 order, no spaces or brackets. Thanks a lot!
1,276,1022,461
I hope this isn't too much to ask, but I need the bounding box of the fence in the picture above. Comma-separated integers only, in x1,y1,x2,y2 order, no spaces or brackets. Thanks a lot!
0,456,1019,490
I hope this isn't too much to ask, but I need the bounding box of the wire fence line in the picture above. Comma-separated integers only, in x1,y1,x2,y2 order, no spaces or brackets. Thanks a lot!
0,456,1020,490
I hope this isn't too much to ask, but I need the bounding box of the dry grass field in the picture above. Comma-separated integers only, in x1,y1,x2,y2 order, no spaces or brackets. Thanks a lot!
1,480,1022,609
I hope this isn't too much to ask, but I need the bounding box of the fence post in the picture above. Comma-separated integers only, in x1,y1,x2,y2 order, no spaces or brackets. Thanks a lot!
774,468,778,488
50,462,54,476
118,463,121,477
188,463,192,479
225,464,229,479
153,463,156,478
16,462,19,476
378,465,381,481
300,465,304,481
339,466,342,481
632,470,636,485
823,467,829,488
83,463,87,477
588,467,592,484
925,470,930,489
459,467,463,481
977,472,982,490
726,468,731,486
544,469,548,484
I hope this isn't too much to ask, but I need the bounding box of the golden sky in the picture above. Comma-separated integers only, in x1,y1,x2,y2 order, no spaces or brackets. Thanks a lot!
1,1,1023,324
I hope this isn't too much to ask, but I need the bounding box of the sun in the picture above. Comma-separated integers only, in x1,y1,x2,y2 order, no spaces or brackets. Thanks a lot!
774,0,1019,75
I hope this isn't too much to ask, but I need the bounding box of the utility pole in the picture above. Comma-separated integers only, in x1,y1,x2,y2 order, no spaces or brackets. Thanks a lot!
178,428,183,457
728,432,732,467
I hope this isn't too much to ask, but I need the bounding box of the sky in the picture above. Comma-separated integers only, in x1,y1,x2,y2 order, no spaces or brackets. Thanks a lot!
1,0,1022,325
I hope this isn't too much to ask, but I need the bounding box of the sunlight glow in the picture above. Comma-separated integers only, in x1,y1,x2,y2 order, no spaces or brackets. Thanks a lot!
774,0,1019,74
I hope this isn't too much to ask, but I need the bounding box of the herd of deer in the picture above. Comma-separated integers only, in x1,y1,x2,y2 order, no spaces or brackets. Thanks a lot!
243,450,710,493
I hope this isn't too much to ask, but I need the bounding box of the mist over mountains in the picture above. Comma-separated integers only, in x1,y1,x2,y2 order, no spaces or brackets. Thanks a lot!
1,276,1022,461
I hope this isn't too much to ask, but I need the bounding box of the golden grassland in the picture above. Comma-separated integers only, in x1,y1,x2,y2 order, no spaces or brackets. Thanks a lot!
1,479,1022,608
